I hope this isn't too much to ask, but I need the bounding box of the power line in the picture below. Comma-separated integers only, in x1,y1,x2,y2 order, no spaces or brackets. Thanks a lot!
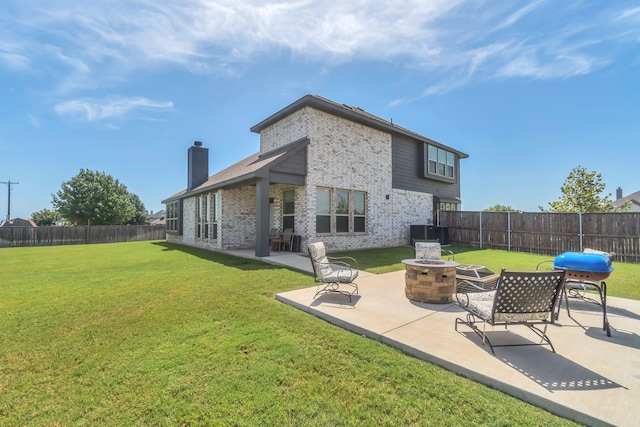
0,180,19,222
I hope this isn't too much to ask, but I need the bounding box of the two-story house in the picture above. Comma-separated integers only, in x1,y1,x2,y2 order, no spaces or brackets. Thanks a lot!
162,94,468,257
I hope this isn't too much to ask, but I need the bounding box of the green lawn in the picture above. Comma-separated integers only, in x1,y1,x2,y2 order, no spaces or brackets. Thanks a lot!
334,245,639,301
0,241,602,426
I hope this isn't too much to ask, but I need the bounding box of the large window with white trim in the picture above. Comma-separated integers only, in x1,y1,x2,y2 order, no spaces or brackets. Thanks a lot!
315,187,367,234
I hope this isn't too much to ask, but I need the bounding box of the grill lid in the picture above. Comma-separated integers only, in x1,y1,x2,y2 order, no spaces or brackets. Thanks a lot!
553,252,613,273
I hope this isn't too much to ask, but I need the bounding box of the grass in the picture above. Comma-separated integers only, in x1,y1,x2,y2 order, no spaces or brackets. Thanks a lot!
0,241,596,426
333,245,640,300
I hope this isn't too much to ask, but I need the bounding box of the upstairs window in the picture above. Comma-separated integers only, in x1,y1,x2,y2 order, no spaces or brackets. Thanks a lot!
426,144,455,180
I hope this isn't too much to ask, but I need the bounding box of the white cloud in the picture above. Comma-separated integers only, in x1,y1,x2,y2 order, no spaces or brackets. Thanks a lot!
619,6,640,20
0,41,30,70
2,1,638,98
54,96,173,121
494,0,546,32
28,114,41,129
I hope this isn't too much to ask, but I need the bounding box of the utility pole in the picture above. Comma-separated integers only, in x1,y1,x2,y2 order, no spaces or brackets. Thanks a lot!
1,180,19,222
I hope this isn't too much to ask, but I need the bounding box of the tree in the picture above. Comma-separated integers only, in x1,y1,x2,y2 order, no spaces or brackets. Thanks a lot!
128,193,149,225
31,208,62,226
52,169,144,225
539,166,621,213
484,204,518,212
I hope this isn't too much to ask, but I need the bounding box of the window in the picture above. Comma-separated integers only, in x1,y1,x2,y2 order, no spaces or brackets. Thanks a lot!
435,201,457,211
196,193,218,240
335,190,349,233
315,187,367,234
195,195,205,238
354,191,366,232
212,192,218,239
316,188,331,233
425,144,455,180
282,189,295,231
166,201,179,232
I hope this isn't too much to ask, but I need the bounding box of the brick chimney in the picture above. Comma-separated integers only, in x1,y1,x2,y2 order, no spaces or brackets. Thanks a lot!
188,141,209,191
616,187,623,200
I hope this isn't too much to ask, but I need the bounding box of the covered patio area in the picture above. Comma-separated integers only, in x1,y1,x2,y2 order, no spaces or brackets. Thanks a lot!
263,253,640,427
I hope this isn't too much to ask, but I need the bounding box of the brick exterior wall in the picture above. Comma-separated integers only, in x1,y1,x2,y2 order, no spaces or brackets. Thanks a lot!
261,107,434,251
169,105,436,253
219,187,256,249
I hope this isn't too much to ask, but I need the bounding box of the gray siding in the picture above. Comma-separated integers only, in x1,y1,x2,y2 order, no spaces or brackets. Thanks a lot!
392,135,461,202
271,147,307,175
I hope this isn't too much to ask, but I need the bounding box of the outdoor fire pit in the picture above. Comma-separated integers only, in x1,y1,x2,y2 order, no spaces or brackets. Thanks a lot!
402,259,459,304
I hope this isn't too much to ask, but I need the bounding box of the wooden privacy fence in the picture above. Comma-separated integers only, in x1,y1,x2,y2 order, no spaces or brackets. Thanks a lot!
0,225,166,248
439,211,640,263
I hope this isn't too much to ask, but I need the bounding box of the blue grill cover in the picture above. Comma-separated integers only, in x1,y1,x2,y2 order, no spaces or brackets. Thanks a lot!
553,252,613,274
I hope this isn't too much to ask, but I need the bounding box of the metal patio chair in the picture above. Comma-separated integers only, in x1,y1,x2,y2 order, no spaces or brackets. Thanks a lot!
308,242,359,302
453,269,566,354
279,228,294,251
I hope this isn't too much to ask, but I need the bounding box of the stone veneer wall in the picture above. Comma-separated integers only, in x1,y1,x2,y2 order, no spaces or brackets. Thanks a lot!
260,106,433,252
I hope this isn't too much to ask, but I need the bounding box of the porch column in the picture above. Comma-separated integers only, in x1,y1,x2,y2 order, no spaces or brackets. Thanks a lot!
255,177,271,257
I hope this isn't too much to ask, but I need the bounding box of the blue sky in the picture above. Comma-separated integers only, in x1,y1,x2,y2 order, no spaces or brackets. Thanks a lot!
1,1,639,220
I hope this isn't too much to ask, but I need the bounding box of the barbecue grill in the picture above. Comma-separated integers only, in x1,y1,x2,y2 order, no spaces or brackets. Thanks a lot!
553,251,614,336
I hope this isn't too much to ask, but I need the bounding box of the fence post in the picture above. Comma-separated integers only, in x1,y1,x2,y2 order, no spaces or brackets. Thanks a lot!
479,211,483,249
507,211,511,252
579,212,583,252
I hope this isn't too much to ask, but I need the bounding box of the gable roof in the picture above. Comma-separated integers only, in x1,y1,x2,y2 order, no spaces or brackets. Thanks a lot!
2,218,37,227
614,190,640,208
250,94,468,158
162,137,308,203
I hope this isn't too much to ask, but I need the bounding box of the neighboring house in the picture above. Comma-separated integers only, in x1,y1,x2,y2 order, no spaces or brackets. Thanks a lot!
149,210,166,226
2,218,37,227
614,188,640,212
162,94,468,257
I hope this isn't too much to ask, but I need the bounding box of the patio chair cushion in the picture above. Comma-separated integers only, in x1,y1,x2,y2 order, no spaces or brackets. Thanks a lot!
415,241,443,260
308,242,333,278
452,290,553,323
452,291,495,320
321,269,359,284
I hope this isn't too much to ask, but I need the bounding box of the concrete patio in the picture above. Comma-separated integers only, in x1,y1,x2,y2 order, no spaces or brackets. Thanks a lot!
253,251,640,427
